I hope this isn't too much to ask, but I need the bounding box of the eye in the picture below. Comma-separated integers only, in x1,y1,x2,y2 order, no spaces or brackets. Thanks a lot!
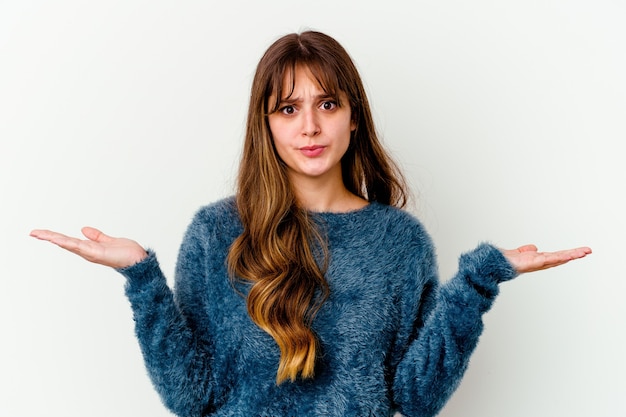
321,101,337,111
280,105,296,115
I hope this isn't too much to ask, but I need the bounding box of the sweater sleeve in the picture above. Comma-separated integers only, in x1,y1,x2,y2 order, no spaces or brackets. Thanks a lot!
117,213,217,417
392,242,518,417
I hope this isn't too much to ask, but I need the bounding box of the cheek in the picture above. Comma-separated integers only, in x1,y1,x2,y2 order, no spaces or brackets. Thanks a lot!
267,117,279,140
339,121,354,148
268,118,291,144
269,131,288,155
268,129,289,163
272,140,288,162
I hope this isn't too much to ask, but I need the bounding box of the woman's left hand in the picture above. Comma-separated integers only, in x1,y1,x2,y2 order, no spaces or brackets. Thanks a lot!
502,244,592,273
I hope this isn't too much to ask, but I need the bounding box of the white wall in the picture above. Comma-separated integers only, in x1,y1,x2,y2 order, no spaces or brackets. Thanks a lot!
1,1,623,416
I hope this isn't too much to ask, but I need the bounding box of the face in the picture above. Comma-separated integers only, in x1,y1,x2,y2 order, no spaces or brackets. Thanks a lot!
268,65,356,185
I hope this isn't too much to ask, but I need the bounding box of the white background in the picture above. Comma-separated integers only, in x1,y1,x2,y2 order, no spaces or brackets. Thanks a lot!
1,1,624,416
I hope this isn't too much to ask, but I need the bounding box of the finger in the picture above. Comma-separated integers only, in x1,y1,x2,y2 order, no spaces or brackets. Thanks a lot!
30,229,73,242
556,247,592,261
577,246,593,256
30,229,48,240
517,244,538,253
81,226,113,243
30,228,93,252
539,247,592,268
47,234,86,251
545,248,584,261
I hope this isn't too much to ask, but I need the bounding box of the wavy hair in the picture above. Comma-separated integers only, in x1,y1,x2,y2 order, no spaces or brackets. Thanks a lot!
227,31,407,384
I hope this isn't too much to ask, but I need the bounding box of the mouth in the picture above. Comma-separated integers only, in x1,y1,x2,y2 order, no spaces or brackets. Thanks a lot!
299,145,326,157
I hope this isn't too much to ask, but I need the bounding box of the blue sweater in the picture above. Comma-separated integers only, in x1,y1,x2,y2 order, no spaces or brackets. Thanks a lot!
118,197,517,417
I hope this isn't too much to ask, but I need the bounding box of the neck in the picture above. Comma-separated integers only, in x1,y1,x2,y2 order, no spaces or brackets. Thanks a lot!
288,169,368,213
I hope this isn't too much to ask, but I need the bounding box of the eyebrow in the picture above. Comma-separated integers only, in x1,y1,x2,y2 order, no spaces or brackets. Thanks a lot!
278,93,337,105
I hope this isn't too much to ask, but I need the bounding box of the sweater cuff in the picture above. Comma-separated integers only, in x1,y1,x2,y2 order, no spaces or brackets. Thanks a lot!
459,243,519,297
116,249,161,285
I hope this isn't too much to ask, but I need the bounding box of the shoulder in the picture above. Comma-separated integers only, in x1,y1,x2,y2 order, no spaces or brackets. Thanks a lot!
367,203,438,278
192,196,239,224
183,196,242,246
368,202,432,247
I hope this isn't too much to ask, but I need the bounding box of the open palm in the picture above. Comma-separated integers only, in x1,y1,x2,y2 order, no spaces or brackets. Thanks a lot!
502,244,591,274
30,227,148,269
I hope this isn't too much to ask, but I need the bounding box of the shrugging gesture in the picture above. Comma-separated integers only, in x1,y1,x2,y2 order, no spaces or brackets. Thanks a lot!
29,31,593,417
30,227,590,275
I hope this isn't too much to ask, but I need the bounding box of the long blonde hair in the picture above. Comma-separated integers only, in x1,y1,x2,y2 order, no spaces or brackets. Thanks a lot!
227,31,407,384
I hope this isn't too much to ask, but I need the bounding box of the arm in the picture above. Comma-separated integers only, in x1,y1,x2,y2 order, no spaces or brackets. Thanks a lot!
392,243,591,417
30,221,217,416
119,241,215,416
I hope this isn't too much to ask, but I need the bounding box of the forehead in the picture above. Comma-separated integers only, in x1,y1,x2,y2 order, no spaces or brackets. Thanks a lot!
274,62,339,97
279,65,323,94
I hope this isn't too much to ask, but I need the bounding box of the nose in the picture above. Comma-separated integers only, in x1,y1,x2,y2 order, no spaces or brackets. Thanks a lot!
301,108,320,137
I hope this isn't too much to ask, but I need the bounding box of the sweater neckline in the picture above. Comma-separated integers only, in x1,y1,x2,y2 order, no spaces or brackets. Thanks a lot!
311,201,383,218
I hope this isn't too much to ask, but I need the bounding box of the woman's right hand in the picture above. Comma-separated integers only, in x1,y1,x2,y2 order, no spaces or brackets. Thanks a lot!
30,227,148,269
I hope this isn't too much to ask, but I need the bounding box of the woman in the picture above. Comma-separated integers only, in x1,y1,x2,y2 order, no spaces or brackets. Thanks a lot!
30,31,591,417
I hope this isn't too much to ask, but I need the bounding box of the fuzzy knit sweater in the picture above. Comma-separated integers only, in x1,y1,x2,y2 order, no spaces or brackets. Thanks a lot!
117,197,518,417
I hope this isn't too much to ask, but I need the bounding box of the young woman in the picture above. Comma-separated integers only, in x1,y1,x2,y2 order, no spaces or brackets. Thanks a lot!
31,31,591,417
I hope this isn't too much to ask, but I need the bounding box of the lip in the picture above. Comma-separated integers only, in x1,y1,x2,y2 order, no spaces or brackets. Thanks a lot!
299,145,325,157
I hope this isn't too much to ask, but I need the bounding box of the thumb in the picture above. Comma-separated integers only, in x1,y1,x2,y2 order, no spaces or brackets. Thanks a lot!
81,227,113,243
517,244,538,253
